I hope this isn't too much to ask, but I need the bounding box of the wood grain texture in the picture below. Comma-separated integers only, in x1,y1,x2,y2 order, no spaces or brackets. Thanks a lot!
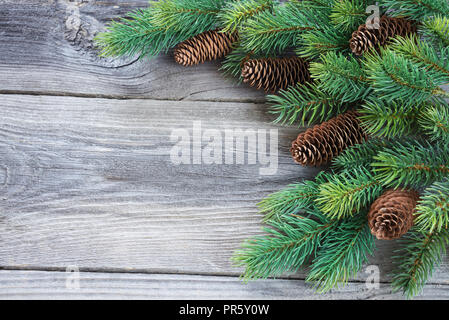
0,94,316,274
0,0,265,101
1,0,448,299
0,94,448,288
1,270,448,300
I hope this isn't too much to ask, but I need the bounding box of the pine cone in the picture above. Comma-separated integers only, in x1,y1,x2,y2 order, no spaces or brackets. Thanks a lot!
290,110,367,166
241,57,310,92
368,189,420,240
350,16,417,55
174,30,239,66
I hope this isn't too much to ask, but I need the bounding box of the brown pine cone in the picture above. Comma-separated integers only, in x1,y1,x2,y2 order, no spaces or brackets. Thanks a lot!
368,189,420,240
174,30,239,66
241,57,310,92
350,16,417,55
290,110,367,166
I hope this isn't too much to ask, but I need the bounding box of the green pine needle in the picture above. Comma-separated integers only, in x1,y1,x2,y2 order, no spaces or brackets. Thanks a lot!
94,8,179,58
296,23,351,59
363,48,449,103
218,0,275,33
267,82,349,127
315,167,383,220
359,99,423,138
418,102,449,142
306,213,375,293
389,35,449,80
329,0,372,32
392,227,449,299
233,211,338,281
420,15,449,48
381,0,449,21
149,0,225,35
414,178,449,233
310,52,372,102
239,1,328,54
332,138,393,171
259,171,329,222
372,140,449,188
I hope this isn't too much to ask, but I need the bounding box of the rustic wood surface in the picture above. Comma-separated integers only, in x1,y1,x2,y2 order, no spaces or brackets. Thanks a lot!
0,0,448,299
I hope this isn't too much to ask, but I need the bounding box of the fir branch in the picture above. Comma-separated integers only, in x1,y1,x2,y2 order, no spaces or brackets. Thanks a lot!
259,171,329,222
220,44,255,80
372,140,449,188
414,178,449,233
310,52,372,102
258,181,319,222
330,0,372,32
267,83,349,127
296,23,352,59
420,15,449,48
306,213,375,293
315,167,383,220
418,102,449,142
149,0,225,35
391,227,449,299
389,35,449,79
363,49,449,103
95,8,179,58
381,0,449,21
239,1,328,54
359,99,422,138
218,0,275,33
233,211,338,280
332,138,393,171
95,0,226,59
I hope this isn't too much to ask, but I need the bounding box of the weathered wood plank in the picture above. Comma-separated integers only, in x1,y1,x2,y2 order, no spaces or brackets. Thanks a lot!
0,94,448,286
1,270,448,300
0,0,264,101
0,93,316,273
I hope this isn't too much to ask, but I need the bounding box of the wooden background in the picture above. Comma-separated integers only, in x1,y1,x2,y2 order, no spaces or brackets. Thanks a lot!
0,0,448,299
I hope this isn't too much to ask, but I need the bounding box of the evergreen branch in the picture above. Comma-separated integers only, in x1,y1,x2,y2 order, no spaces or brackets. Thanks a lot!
420,15,449,48
258,181,319,222
95,0,226,59
233,211,338,281
381,0,449,21
296,24,352,59
267,83,349,127
311,52,372,102
330,0,372,32
418,102,449,142
372,141,449,188
332,138,393,171
391,227,449,299
149,0,225,35
306,213,375,293
389,35,449,79
95,8,179,58
259,171,329,222
220,44,256,81
315,167,383,220
218,0,275,33
239,1,328,54
414,178,449,233
363,49,449,103
359,99,422,138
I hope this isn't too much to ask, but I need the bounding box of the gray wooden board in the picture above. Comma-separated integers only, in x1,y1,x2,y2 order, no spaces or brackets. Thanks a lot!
0,0,448,299
0,94,448,287
1,270,448,300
